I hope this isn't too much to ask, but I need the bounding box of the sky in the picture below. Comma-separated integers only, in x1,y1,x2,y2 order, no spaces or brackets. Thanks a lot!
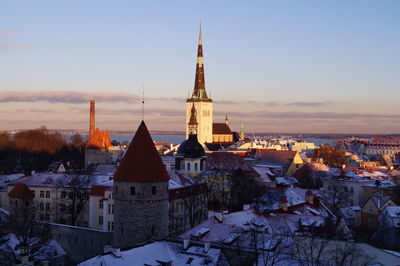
0,1,399,134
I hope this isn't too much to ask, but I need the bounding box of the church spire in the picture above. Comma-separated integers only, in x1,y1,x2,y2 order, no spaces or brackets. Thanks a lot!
188,103,198,135
190,23,211,101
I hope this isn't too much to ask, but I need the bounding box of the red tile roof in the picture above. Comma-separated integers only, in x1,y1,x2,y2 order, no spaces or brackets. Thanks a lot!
212,123,232,135
8,183,34,199
90,186,110,197
114,121,169,183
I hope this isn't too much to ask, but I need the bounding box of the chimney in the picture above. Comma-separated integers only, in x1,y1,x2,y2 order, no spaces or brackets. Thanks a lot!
279,195,288,211
89,99,95,138
204,242,210,253
183,239,190,250
305,190,314,204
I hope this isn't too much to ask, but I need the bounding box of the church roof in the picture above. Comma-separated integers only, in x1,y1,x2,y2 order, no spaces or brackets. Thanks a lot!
113,121,169,183
212,123,232,135
8,183,34,199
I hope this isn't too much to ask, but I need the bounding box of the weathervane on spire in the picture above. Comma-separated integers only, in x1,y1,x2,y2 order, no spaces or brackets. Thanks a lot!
142,85,145,121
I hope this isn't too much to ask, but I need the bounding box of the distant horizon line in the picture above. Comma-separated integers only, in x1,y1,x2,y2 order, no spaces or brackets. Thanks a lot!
1,128,399,137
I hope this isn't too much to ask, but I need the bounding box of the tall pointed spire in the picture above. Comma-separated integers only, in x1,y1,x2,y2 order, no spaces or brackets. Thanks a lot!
188,103,198,135
190,23,211,101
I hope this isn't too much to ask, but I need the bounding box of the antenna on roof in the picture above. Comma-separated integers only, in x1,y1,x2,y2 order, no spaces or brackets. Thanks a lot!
142,85,145,121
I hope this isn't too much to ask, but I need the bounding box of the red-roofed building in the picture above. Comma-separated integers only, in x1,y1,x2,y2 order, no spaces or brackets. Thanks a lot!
8,183,34,199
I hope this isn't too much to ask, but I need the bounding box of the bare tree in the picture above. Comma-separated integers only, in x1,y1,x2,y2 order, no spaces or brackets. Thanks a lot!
320,177,350,214
182,185,208,228
5,201,50,261
57,174,91,226
291,235,375,266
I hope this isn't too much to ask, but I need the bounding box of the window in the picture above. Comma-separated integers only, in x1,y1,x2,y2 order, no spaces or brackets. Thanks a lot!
350,187,354,193
108,221,111,231
152,186,156,195
60,204,65,212
61,191,66,199
40,191,44,198
40,214,44,220
194,163,198,171
115,186,118,193
99,200,103,209
130,187,135,196
187,163,190,171
45,202,50,211
99,216,103,225
121,226,123,234
39,202,44,210
46,191,50,198
111,222,114,231
108,204,111,214
69,192,73,199
45,213,50,220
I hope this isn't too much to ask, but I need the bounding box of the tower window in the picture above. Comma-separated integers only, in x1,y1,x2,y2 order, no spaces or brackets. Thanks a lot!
152,186,156,195
130,187,135,195
187,163,190,171
194,163,198,171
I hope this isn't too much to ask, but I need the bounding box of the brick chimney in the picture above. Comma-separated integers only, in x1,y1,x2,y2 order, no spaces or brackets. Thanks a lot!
305,190,314,204
89,100,95,138
279,195,288,211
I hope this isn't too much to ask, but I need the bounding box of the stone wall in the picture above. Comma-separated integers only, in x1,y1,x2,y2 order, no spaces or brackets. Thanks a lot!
48,222,113,263
113,180,169,249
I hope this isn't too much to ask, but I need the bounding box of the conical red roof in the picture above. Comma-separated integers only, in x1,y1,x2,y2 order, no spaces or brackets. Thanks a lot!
114,121,169,182
8,183,34,199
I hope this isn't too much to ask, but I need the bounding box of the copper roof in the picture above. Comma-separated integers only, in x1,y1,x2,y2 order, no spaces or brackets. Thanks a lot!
113,121,169,183
212,123,232,135
8,183,34,199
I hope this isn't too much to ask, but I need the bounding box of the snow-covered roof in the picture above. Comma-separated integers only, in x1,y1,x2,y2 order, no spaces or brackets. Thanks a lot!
0,173,25,187
340,206,361,219
78,240,222,266
385,206,400,218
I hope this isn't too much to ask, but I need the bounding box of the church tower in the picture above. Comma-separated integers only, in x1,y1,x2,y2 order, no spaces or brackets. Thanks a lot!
113,121,169,249
177,104,206,177
186,25,213,145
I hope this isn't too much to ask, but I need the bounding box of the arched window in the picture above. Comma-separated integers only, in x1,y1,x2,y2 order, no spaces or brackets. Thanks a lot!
187,163,190,171
194,163,198,171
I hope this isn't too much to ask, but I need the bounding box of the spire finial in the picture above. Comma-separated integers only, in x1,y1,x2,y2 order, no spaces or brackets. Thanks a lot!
141,85,145,121
199,21,202,45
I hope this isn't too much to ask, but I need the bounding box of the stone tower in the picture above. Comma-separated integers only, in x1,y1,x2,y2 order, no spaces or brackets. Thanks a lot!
186,24,213,145
113,121,170,249
89,99,95,138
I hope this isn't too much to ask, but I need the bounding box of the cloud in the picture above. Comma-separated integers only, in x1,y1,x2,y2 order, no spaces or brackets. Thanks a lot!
0,91,141,104
69,106,184,117
0,90,188,104
0,30,19,38
285,101,331,107
215,99,329,107
0,43,32,50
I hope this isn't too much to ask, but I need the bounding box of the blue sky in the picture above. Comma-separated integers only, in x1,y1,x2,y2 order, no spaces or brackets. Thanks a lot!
0,1,399,133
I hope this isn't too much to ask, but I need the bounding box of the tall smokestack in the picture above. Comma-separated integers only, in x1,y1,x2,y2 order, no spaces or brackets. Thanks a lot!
89,99,95,138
